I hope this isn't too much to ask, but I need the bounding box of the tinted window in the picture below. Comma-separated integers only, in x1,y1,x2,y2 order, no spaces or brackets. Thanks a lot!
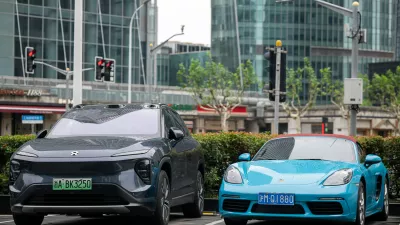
252,137,356,163
47,109,159,137
163,110,176,136
169,110,190,136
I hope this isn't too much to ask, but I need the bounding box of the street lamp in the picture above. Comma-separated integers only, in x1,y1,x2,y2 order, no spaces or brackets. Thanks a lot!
148,26,185,102
128,0,151,104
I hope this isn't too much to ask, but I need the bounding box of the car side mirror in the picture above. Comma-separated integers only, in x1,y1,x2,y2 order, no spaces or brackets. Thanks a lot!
168,127,184,140
364,154,382,167
239,153,251,162
36,129,48,139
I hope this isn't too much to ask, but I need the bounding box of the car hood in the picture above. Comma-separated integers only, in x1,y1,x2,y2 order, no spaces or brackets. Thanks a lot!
236,160,355,185
15,136,163,158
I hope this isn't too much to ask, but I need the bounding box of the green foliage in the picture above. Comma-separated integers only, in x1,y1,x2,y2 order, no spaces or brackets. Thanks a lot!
1,134,400,198
176,53,260,131
366,66,400,133
283,58,324,120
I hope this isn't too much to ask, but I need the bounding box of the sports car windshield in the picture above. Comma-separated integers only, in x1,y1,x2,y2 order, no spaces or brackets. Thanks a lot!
47,109,160,137
252,137,356,163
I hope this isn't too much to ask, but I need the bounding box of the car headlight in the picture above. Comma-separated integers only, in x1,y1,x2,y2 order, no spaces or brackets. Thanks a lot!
16,151,38,158
323,169,353,186
111,149,150,157
224,166,243,184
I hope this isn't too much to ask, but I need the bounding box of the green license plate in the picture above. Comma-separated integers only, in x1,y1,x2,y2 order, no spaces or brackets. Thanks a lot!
52,178,92,190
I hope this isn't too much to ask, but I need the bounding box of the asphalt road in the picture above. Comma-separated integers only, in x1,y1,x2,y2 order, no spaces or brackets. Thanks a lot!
0,214,399,225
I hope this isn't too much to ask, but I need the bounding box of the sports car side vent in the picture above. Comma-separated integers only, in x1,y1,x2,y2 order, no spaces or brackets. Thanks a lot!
375,175,382,201
307,202,343,215
222,199,250,212
251,204,305,214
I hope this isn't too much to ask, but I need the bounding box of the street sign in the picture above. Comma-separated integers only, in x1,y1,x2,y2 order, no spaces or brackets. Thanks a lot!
22,115,43,124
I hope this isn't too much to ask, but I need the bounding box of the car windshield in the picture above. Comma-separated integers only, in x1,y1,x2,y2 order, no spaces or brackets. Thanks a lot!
252,136,356,163
47,108,160,138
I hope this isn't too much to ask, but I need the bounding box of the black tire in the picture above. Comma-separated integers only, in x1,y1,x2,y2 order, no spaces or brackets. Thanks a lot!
182,170,204,218
375,178,389,221
13,213,44,225
353,181,366,225
223,218,248,225
151,170,171,225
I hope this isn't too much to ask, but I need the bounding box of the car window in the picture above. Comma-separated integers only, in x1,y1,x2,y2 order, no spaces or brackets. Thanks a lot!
252,137,357,163
47,108,160,137
163,109,177,137
357,143,366,163
169,109,190,136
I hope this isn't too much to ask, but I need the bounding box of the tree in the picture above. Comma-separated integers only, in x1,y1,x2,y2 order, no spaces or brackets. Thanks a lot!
368,66,400,134
321,70,371,135
281,58,324,133
177,54,259,132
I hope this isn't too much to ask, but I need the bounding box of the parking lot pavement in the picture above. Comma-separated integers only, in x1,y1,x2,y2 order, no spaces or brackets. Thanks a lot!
0,213,223,225
0,214,399,225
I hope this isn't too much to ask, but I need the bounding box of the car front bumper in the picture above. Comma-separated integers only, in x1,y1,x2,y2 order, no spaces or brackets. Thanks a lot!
218,182,360,222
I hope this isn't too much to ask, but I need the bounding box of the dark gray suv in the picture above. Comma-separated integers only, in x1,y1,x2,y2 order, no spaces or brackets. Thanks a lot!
9,103,205,225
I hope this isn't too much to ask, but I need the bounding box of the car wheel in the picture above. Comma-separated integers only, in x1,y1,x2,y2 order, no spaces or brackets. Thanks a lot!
182,170,204,218
223,218,248,225
375,178,389,221
13,213,44,225
151,170,171,225
354,181,366,225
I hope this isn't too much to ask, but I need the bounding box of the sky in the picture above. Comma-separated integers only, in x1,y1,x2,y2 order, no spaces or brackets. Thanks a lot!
157,0,211,46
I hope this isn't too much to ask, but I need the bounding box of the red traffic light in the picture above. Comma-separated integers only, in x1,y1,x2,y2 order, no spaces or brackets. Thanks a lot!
28,49,36,57
97,59,105,66
106,61,114,67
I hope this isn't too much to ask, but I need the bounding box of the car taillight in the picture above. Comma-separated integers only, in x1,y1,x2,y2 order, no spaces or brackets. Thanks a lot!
135,159,151,185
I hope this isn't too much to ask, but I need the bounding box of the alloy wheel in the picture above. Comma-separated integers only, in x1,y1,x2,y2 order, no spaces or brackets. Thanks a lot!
384,182,389,216
160,177,170,223
359,188,365,225
197,174,204,212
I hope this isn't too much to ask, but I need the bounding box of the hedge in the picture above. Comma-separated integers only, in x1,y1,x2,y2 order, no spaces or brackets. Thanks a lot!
0,133,399,199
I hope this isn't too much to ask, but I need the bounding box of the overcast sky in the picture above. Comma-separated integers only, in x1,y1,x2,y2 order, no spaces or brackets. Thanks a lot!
157,0,211,46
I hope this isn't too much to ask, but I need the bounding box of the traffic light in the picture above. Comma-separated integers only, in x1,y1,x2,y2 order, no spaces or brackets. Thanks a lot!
95,56,105,81
25,47,36,74
264,46,286,102
322,117,329,134
103,59,115,83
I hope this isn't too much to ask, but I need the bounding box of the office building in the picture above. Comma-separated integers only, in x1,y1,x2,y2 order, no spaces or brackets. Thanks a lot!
211,0,398,103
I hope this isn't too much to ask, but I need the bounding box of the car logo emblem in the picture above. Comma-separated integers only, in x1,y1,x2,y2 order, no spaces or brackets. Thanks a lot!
71,151,79,156
279,179,284,182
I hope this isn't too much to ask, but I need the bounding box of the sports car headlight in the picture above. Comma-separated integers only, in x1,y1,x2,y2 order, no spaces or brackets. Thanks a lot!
323,169,353,186
223,166,243,184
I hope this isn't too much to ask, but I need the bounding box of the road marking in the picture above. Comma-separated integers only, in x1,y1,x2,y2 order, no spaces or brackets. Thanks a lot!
205,219,223,225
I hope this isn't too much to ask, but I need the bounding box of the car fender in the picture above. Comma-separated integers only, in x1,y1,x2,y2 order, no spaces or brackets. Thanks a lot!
157,155,172,184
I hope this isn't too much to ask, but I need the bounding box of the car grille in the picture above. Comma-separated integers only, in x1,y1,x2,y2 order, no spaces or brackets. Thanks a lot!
30,160,135,176
307,202,343,215
222,199,250,212
251,204,305,214
24,193,129,206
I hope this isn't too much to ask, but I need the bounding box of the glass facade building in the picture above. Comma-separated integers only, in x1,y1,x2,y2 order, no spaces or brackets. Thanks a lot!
211,0,398,103
0,0,157,85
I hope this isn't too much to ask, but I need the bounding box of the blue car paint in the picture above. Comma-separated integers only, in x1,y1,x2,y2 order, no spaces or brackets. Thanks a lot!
218,137,389,223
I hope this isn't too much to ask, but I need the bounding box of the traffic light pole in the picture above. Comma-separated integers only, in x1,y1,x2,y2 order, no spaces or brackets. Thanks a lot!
34,61,93,111
273,45,282,135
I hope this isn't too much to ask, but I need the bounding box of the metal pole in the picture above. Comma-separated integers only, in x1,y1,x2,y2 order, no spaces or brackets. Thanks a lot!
153,51,157,101
128,0,150,104
73,0,83,106
350,1,359,136
15,0,26,85
65,70,70,111
233,0,243,89
273,42,282,135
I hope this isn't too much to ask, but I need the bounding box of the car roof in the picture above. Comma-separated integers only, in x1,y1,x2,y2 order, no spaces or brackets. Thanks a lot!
273,133,357,143
71,103,168,110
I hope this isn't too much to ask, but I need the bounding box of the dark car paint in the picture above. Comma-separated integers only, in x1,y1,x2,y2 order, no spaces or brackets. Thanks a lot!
9,104,205,216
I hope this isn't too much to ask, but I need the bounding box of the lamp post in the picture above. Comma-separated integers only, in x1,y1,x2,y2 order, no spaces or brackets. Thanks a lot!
148,26,185,102
128,0,151,104
315,0,362,136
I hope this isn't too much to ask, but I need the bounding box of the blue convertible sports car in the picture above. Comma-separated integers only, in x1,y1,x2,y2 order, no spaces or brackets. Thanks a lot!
218,134,389,225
